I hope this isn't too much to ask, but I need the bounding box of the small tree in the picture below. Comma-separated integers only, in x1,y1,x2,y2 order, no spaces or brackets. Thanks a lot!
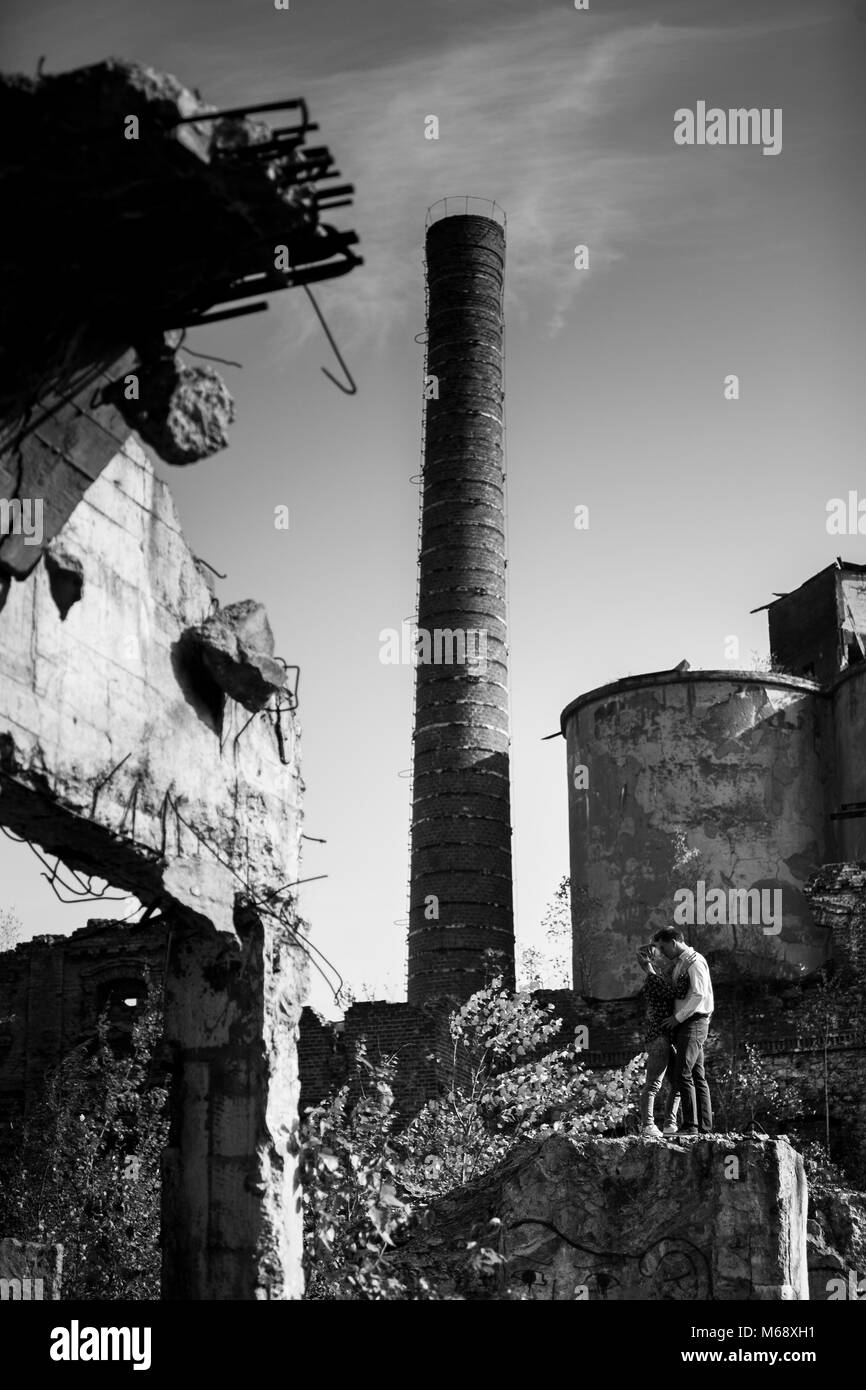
535,876,573,989
789,962,862,1164
399,980,566,1193
300,1044,421,1301
712,1043,804,1136
402,979,644,1194
520,877,584,991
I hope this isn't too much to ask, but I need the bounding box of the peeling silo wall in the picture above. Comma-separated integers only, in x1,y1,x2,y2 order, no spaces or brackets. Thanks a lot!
563,673,833,998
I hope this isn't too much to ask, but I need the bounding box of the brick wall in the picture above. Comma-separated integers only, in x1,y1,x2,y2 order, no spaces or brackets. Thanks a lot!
297,1008,346,1114
0,919,167,1127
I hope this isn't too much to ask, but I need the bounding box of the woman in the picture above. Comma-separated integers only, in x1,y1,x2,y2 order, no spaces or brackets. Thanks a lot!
635,942,686,1138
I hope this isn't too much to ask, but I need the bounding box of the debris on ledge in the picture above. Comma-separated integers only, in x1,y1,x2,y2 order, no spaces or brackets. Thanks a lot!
189,599,286,712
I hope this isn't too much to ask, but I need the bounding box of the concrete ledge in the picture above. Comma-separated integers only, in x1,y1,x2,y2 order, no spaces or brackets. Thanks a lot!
393,1134,808,1300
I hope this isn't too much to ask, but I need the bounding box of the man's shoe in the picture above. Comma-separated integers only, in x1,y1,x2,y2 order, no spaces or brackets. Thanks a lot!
679,1127,700,1138
641,1124,663,1138
661,1123,679,1137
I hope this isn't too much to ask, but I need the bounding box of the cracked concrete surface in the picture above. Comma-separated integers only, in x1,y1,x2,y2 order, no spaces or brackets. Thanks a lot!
564,674,844,997
0,434,307,1298
393,1134,808,1300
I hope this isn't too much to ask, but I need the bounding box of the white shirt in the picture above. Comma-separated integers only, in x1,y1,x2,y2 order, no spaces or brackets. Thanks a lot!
672,949,714,1023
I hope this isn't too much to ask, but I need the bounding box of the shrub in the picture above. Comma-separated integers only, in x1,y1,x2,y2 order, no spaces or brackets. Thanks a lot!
0,997,169,1299
299,977,643,1299
712,1043,804,1135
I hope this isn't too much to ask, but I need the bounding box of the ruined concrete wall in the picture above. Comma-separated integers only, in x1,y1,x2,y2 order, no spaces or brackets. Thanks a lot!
0,436,301,917
0,920,166,1125
830,668,866,861
408,212,514,1006
0,436,308,1299
563,672,832,997
840,571,866,664
161,914,307,1300
393,1134,808,1300
768,565,844,684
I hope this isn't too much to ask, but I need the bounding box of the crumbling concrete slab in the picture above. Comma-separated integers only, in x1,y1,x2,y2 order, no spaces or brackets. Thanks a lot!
393,1134,809,1300
0,435,300,916
0,1237,63,1299
806,1188,866,1300
106,359,235,467
189,599,286,713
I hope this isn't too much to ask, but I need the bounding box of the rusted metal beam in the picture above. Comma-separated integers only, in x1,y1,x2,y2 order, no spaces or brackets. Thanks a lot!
172,98,312,126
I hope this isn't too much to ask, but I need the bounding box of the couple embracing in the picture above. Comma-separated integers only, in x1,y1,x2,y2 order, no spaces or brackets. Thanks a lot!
636,927,715,1139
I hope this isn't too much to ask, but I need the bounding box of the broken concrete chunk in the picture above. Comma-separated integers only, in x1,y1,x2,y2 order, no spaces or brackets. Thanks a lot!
108,356,234,466
190,599,286,712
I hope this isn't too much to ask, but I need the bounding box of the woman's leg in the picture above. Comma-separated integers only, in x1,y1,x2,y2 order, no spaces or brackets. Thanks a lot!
662,1041,681,1125
640,1036,671,1127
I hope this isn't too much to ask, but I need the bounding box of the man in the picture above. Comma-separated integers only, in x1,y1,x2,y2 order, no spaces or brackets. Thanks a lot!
652,927,714,1137
634,943,685,1138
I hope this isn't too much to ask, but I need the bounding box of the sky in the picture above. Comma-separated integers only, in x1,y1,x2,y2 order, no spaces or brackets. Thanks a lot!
1,0,864,1013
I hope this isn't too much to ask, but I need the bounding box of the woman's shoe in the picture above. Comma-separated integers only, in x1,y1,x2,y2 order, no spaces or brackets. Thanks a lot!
642,1124,663,1138
662,1122,679,1136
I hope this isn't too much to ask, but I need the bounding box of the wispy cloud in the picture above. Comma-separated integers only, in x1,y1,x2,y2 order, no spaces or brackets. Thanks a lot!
253,3,836,353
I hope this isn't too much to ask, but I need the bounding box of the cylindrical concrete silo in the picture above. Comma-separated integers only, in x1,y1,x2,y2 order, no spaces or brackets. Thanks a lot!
407,202,514,1006
560,670,833,998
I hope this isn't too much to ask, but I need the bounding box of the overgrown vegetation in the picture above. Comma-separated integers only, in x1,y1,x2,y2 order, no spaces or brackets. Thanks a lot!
712,1042,804,1136
0,915,862,1299
300,976,644,1300
0,994,169,1299
519,876,607,994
